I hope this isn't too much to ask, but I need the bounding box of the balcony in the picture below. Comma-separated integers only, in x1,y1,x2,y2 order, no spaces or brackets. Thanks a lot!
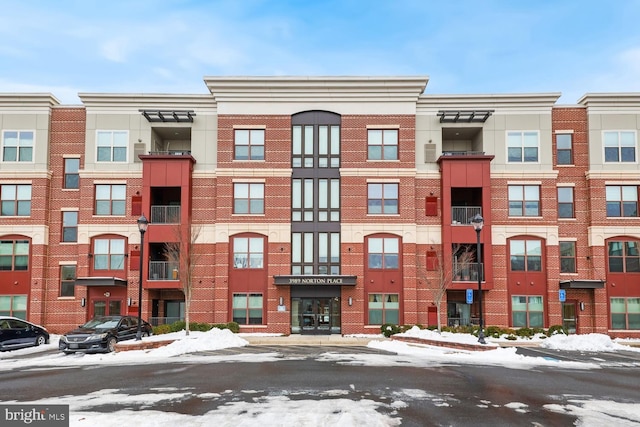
451,206,481,225
453,263,484,282
149,261,180,281
151,205,181,224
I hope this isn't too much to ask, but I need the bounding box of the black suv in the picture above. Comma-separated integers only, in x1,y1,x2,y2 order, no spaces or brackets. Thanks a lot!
59,315,153,353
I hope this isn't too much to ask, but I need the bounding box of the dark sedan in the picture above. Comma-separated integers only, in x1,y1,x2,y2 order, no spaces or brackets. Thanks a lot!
59,315,153,353
0,316,50,351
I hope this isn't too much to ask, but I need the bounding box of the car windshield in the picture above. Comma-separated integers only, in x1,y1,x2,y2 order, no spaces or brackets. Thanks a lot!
81,318,120,329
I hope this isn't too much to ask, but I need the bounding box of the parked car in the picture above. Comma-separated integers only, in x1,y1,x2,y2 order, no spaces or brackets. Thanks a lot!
0,316,50,351
59,315,153,353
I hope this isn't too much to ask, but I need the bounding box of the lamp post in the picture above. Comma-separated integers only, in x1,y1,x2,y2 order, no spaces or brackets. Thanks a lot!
471,213,486,344
136,214,149,340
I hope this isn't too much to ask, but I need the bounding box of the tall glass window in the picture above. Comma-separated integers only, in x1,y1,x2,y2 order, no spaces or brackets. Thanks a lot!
93,238,125,270
233,237,264,269
512,295,543,328
556,133,573,165
368,237,399,269
510,240,542,271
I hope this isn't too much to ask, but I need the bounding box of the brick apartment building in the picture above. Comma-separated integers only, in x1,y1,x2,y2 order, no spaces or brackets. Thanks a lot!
0,76,638,338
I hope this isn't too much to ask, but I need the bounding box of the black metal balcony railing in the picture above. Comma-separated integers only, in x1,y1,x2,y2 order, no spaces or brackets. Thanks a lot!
148,150,192,156
451,206,481,225
453,263,484,281
151,205,180,224
149,261,180,280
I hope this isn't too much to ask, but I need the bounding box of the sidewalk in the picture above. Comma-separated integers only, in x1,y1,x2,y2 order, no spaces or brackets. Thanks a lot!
240,334,379,346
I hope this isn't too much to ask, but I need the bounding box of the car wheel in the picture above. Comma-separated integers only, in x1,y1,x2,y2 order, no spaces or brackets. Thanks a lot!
35,335,46,346
106,336,117,353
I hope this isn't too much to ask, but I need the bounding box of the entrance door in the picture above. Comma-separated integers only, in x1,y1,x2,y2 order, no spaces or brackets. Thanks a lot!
92,299,122,318
562,301,577,334
299,298,334,335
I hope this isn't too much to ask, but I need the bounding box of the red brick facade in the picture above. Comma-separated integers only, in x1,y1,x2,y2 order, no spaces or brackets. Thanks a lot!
0,79,638,338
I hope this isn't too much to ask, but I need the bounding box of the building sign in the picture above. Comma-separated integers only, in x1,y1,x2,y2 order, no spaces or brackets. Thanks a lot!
559,289,566,302
274,275,357,286
466,289,473,304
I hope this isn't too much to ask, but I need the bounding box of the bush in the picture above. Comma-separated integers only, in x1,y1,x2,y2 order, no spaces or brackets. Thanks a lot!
381,323,400,337
153,324,172,335
213,322,240,333
152,320,240,335
484,326,504,338
515,327,535,338
547,325,567,336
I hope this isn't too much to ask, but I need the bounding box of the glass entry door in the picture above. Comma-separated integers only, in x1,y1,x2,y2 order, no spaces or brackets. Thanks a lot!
562,301,577,334
92,299,122,318
294,297,340,334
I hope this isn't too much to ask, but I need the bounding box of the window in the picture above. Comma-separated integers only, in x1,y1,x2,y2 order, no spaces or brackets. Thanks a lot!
611,297,640,330
368,129,398,160
368,183,399,214
604,131,636,163
292,124,340,168
233,183,264,214
0,240,29,271
96,130,128,162
368,237,399,269
64,158,80,189
557,187,574,218
368,294,399,325
292,232,340,275
559,241,576,273
62,211,78,242
232,293,263,325
60,265,76,297
1,184,31,216
233,236,264,269
95,184,126,215
556,134,573,165
512,296,543,328
606,186,638,217
508,185,540,216
507,131,539,162
2,131,33,162
510,240,542,271
93,238,125,270
0,295,27,319
292,178,340,222
608,241,640,273
234,129,264,160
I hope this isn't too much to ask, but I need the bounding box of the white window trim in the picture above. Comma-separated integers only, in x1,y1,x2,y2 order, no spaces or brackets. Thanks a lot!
1,130,35,163
602,130,638,164
95,130,129,163
506,130,540,164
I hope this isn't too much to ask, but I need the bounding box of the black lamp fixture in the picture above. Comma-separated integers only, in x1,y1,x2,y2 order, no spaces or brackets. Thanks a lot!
471,213,486,344
136,214,149,340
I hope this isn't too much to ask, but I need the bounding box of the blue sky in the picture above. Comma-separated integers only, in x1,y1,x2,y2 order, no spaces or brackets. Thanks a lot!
1,0,639,104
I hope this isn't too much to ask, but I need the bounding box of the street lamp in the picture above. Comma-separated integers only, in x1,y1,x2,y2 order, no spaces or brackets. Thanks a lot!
136,214,149,340
471,213,486,344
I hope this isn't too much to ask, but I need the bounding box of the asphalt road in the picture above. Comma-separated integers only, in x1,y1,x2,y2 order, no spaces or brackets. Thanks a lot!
2,345,640,426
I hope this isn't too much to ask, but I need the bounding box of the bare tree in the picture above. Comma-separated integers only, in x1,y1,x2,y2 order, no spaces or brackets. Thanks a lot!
418,243,475,332
163,223,202,336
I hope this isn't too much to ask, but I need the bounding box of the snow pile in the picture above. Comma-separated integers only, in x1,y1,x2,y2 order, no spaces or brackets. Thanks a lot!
150,328,249,356
395,326,499,347
540,333,639,352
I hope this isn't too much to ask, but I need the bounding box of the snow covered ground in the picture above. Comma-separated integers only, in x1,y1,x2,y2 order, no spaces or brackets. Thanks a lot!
1,329,639,426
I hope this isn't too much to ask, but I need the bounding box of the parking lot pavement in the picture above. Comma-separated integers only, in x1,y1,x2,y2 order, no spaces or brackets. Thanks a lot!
516,346,640,367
